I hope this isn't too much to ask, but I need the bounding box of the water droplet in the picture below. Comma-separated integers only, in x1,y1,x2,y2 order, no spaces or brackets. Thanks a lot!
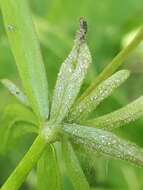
7,24,15,32
90,96,94,101
69,68,72,73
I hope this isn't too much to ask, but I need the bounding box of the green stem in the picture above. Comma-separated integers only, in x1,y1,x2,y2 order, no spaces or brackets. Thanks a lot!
1,135,46,190
79,26,143,100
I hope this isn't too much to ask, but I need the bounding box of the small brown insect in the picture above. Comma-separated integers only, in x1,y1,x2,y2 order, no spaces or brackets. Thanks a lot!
79,17,88,35
76,17,88,43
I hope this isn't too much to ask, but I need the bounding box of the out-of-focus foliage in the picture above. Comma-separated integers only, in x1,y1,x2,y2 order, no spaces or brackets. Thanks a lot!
1,0,143,189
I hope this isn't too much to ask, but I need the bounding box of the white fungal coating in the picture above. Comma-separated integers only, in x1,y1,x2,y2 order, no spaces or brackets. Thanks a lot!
50,42,92,123
63,124,143,167
85,95,143,130
69,70,130,122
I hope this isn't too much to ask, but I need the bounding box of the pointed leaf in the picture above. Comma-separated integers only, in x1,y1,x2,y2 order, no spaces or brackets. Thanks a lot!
37,144,61,190
1,79,30,106
1,0,49,120
62,139,90,190
63,124,143,167
85,96,143,130
69,70,130,122
50,18,92,124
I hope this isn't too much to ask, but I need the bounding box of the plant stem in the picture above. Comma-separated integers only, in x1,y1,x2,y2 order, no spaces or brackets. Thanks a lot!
1,135,46,190
79,26,143,100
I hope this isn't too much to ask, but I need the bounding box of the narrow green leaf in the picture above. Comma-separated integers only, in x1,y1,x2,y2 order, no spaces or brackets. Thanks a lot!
69,70,130,122
50,18,92,124
0,0,49,120
1,79,30,106
78,26,143,100
0,104,38,153
62,139,90,190
37,144,61,190
85,96,143,130
63,124,143,167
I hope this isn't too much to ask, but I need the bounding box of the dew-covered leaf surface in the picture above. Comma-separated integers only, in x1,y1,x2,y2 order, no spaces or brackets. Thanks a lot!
1,0,143,189
69,70,130,122
50,21,92,124
85,95,143,130
63,124,143,167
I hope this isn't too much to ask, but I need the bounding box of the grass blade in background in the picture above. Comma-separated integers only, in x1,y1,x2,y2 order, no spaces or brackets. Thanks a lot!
1,79,30,107
0,0,49,121
62,140,90,190
50,18,91,124
63,124,143,167
37,145,62,190
85,96,143,130
69,70,130,122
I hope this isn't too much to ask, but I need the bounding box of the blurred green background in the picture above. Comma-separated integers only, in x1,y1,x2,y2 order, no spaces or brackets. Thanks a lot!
1,0,143,189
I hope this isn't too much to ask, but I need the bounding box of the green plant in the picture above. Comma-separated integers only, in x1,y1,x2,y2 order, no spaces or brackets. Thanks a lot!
1,0,143,190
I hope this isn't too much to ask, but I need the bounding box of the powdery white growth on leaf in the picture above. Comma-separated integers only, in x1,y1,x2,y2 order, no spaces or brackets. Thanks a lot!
85,95,143,130
63,124,143,167
69,70,130,122
50,42,91,124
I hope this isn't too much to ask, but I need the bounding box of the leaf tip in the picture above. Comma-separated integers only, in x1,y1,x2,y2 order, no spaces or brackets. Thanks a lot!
117,69,130,80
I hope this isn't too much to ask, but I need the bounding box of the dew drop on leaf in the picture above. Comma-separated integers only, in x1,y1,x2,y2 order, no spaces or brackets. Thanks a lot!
7,24,15,32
